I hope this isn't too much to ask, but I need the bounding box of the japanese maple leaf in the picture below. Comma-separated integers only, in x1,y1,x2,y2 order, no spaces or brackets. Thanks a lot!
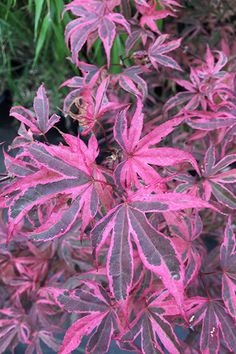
148,34,182,71
10,84,60,135
165,57,230,115
197,46,228,80
4,249,51,301
118,66,148,99
25,331,60,354
165,48,229,114
64,0,130,67
164,68,211,113
114,100,200,188
60,61,101,113
175,145,236,209
125,22,155,55
135,1,173,33
1,134,112,241
29,286,67,331
121,289,181,354
0,307,30,353
201,146,236,209
62,76,124,135
91,187,212,306
186,297,236,354
165,211,205,286
220,218,236,318
54,281,121,354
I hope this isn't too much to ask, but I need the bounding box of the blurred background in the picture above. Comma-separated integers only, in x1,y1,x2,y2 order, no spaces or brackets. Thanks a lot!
0,0,75,111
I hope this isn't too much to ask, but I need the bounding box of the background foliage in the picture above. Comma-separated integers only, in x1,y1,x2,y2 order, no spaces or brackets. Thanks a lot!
0,0,73,109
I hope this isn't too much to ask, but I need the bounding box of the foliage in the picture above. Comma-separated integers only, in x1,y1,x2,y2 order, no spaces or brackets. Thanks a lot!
0,0,72,108
0,0,236,353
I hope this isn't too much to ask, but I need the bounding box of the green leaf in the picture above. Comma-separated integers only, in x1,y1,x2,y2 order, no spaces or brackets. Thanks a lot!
34,0,45,38
34,13,50,64
156,1,163,31
52,0,64,22
93,38,105,67
51,21,68,61
110,36,124,74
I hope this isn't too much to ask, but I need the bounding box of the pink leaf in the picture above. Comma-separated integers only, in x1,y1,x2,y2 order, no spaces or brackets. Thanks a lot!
148,35,182,71
98,17,116,68
220,219,236,318
59,312,106,354
64,2,130,66
114,103,199,187
11,85,60,135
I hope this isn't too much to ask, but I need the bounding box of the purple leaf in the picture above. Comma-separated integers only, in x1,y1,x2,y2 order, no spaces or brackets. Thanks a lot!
10,85,60,135
220,219,236,318
148,35,182,71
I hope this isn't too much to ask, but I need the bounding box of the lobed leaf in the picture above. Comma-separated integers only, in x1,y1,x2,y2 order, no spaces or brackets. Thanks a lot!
220,219,236,318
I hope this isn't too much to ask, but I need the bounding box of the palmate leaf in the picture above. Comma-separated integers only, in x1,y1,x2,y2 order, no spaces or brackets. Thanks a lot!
165,211,204,285
119,66,148,99
25,330,60,354
125,24,155,55
0,319,25,353
0,309,30,354
198,46,228,79
60,61,101,112
164,47,228,114
55,282,120,354
114,100,200,188
220,219,236,318
148,34,182,71
202,146,236,209
91,189,212,306
2,146,89,239
137,3,173,34
164,68,208,113
121,289,181,354
2,134,111,241
186,297,236,354
10,85,60,135
62,76,124,134
173,145,236,209
64,0,130,67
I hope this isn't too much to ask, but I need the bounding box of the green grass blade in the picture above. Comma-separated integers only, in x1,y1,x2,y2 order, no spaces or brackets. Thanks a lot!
53,0,64,22
34,0,45,38
93,38,105,66
155,0,163,31
34,12,50,64
110,36,124,74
